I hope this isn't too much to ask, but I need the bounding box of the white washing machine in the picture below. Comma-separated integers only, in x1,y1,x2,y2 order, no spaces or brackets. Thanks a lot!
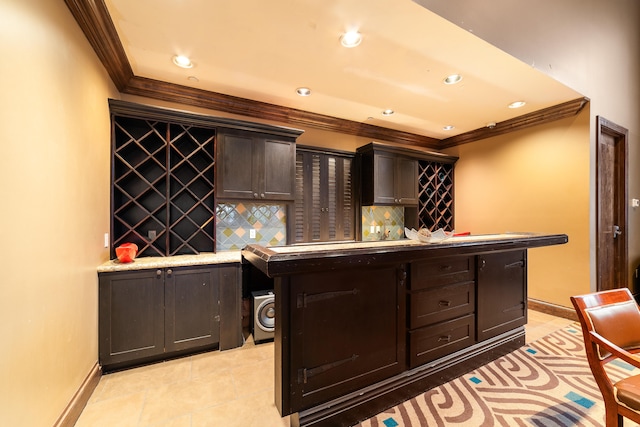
252,290,275,343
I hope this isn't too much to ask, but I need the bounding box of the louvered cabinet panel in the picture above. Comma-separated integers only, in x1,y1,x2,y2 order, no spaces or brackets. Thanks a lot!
289,148,355,244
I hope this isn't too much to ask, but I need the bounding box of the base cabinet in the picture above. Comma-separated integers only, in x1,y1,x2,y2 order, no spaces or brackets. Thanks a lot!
99,264,242,371
477,250,527,341
277,264,406,414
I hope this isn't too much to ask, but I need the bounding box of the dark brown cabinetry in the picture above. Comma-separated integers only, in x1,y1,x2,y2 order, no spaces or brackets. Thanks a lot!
477,250,527,341
418,160,455,231
242,233,567,426
99,264,242,371
216,129,296,201
358,144,419,206
111,114,216,257
408,256,476,367
109,100,303,257
98,269,164,367
289,147,354,243
280,264,406,413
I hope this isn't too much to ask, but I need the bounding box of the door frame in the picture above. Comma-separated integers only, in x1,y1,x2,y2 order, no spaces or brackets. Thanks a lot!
595,116,629,291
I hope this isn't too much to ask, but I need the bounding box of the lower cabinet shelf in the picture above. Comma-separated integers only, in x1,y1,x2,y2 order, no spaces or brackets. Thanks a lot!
98,264,242,372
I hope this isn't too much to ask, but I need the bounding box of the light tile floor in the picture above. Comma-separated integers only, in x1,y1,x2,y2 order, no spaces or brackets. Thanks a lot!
74,310,575,427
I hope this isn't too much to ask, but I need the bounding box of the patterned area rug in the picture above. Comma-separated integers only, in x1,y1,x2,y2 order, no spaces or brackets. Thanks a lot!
358,324,640,427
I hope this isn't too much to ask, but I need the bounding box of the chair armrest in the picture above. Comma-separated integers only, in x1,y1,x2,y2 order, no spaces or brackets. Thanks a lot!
590,330,640,368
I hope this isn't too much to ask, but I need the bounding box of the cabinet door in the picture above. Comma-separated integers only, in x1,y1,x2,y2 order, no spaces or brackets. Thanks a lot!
99,270,164,368
476,250,527,341
396,157,418,205
217,132,256,199
165,267,220,352
290,150,354,243
261,138,295,200
373,152,397,204
287,265,405,412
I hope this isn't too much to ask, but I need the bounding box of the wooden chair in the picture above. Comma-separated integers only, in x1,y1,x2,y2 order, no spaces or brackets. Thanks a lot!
571,288,640,426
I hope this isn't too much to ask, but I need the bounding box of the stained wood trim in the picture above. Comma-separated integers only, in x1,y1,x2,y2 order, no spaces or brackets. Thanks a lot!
528,298,578,321
64,0,133,90
66,0,588,148
53,362,102,427
439,97,590,148
123,76,442,148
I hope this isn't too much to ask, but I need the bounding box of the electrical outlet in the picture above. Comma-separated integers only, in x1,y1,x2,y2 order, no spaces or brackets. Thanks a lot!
632,199,640,208
148,230,157,240
250,229,256,239
104,233,109,248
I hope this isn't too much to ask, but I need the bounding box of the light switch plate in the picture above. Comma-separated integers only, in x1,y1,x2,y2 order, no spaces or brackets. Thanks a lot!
250,229,256,239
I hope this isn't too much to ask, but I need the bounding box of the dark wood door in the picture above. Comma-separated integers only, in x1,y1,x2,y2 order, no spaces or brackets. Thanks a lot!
99,270,164,367
217,132,255,199
165,266,220,352
290,149,354,243
373,152,397,204
476,250,527,341
261,138,295,200
286,264,406,412
396,157,418,205
596,117,628,291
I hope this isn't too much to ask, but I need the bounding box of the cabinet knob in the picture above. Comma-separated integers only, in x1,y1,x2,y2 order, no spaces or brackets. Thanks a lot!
156,270,162,277
167,269,173,276
398,198,402,203
253,192,258,198
260,193,265,198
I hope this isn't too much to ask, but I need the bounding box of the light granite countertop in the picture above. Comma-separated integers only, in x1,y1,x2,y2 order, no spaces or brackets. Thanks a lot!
97,251,242,273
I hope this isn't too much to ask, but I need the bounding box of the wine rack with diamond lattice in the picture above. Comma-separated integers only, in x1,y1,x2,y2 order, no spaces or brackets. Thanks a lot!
112,115,215,257
418,160,454,231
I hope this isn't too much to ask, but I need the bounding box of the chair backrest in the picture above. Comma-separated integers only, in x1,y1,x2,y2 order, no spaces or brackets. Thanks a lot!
571,288,640,395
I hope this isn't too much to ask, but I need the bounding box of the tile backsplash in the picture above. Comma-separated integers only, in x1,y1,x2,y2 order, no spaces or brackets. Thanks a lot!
216,202,287,251
361,206,405,241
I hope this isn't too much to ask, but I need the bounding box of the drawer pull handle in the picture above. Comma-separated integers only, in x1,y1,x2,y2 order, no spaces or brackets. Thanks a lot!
440,265,453,271
438,335,452,342
439,300,451,307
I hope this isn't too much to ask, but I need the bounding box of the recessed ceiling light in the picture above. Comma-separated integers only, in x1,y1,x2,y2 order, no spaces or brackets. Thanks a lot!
443,74,463,85
296,87,311,96
443,125,455,131
340,30,362,48
172,55,193,69
382,109,394,116
508,101,526,109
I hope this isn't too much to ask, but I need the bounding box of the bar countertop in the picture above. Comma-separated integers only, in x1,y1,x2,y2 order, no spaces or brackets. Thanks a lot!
97,251,241,273
241,232,569,277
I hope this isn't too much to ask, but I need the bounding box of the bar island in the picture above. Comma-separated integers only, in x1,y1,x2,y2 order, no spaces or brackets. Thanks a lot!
241,233,568,427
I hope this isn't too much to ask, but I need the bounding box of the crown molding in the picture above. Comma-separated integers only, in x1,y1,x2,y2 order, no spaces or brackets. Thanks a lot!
439,97,590,148
65,0,587,149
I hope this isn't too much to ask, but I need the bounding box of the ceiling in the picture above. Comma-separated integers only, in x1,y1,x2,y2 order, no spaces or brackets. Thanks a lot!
99,0,583,144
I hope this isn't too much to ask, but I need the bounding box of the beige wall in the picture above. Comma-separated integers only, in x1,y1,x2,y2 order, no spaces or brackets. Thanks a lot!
419,0,640,293
0,0,117,425
445,109,591,306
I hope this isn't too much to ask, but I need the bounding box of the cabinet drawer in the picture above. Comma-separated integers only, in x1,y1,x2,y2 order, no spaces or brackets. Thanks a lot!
410,256,475,290
409,281,474,329
409,314,475,368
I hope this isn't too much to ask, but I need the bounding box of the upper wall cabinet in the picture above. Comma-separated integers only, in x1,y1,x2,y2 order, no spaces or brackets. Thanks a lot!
216,129,298,201
357,143,419,206
289,147,355,244
111,114,216,257
109,100,303,256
